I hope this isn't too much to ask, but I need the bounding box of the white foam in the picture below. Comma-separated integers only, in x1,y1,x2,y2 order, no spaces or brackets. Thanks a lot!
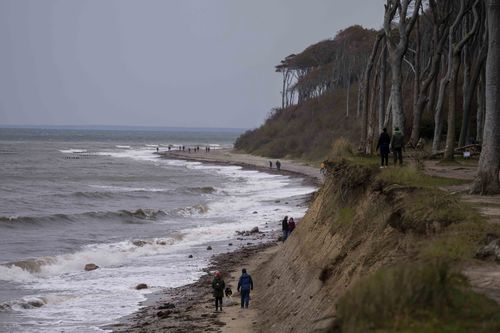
59,149,87,154
115,145,131,149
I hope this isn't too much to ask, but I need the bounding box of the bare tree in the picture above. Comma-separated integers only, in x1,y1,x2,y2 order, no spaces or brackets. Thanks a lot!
378,45,387,133
383,0,422,135
432,0,471,154
458,14,488,147
360,33,384,151
471,0,500,194
409,0,448,146
443,0,480,160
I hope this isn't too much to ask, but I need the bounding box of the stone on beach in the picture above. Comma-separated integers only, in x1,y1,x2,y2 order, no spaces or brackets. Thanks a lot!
207,246,213,250
135,283,148,290
84,263,99,271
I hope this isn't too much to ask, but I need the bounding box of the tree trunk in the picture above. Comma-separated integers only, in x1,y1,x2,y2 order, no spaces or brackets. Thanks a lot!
443,56,461,160
361,33,384,151
471,0,500,194
432,68,450,153
346,61,351,117
476,69,486,142
378,46,387,133
443,0,480,160
459,21,488,146
384,0,423,135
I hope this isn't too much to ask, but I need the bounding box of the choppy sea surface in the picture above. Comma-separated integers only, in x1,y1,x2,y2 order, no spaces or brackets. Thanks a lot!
0,127,315,332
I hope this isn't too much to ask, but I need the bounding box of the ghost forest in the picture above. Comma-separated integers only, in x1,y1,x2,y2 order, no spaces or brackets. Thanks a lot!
237,0,499,194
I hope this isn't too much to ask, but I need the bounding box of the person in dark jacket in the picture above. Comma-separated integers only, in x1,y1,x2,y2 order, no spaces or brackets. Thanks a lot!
376,128,391,168
237,268,253,309
390,127,405,166
212,271,225,312
281,216,289,242
288,217,296,235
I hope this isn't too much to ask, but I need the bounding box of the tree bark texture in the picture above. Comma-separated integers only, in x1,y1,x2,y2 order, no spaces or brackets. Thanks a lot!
472,0,500,194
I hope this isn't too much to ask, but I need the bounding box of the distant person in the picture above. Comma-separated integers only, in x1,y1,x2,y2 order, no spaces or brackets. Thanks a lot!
182,146,185,152
390,127,405,166
156,147,159,152
276,160,281,170
376,128,391,168
237,268,254,309
288,217,296,235
269,161,273,168
212,271,225,312
281,215,289,242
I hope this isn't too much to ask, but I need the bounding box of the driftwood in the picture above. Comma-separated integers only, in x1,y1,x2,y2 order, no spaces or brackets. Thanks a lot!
430,143,482,158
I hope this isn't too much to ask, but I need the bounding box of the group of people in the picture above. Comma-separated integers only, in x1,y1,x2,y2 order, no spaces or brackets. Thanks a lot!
211,268,254,312
281,215,296,242
269,160,282,170
376,127,405,168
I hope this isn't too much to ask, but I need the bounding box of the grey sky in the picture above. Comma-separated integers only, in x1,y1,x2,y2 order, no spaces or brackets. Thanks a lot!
0,0,383,129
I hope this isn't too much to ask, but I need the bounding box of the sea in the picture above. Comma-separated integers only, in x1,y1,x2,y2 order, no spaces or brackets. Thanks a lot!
0,127,316,333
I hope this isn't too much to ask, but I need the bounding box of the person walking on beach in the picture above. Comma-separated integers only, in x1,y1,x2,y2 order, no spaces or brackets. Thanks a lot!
376,128,391,168
269,161,273,168
212,271,225,312
281,215,289,242
288,217,296,236
237,268,253,309
390,127,405,166
276,160,281,170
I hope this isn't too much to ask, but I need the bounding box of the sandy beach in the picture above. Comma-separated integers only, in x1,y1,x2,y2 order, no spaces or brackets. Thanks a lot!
109,149,319,332
158,148,323,186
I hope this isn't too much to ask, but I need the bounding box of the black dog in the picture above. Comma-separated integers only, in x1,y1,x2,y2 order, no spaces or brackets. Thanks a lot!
225,287,232,297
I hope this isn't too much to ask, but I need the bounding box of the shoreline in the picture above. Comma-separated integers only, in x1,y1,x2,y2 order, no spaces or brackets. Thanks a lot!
157,148,323,187
110,149,319,332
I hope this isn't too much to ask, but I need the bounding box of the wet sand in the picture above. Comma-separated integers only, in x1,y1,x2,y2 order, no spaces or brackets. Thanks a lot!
158,148,322,186
110,149,318,332
109,240,279,333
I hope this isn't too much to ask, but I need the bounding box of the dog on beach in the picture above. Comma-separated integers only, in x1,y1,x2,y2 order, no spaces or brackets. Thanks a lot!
225,287,232,297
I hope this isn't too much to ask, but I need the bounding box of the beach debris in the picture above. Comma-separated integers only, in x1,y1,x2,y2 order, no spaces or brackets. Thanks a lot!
228,243,233,246
207,246,213,250
252,211,258,214
188,254,193,258
135,283,148,290
236,227,260,237
476,234,500,261
84,263,99,271
158,302,176,310
156,310,173,318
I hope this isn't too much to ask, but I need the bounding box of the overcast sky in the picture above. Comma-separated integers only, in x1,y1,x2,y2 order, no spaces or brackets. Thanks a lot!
0,0,384,129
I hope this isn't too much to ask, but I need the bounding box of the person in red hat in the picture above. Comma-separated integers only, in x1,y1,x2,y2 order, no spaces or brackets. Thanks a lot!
212,271,225,312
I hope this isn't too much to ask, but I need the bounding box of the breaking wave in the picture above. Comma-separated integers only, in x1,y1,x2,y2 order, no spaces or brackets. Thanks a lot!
0,209,168,227
0,236,181,282
0,294,75,312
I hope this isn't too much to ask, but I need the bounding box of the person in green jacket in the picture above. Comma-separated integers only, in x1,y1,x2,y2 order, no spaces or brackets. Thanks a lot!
390,127,405,166
212,271,225,312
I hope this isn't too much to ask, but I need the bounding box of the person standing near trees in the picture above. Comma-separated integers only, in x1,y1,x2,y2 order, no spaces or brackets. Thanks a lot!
376,128,391,168
212,271,225,312
276,160,281,170
390,127,405,166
